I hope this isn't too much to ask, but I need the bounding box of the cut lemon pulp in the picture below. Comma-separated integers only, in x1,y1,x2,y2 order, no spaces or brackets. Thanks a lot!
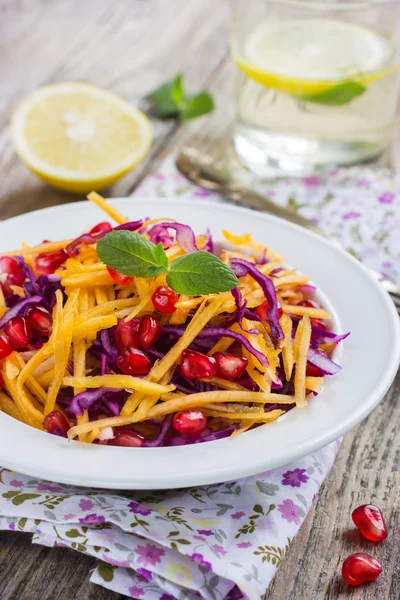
233,19,395,95
11,83,152,194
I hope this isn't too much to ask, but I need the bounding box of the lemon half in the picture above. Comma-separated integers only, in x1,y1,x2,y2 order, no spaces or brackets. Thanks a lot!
11,82,152,194
233,19,395,96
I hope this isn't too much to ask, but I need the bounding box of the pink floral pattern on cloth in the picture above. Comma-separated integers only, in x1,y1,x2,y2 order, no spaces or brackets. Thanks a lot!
1,157,399,599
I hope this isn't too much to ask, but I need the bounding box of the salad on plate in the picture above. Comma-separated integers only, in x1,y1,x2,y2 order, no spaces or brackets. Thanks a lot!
0,192,348,447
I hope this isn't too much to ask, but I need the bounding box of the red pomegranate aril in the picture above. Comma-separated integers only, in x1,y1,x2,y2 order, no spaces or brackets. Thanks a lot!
117,347,152,376
44,410,70,435
0,334,13,359
0,256,25,287
106,266,133,285
89,221,112,236
4,316,32,349
306,363,324,377
35,249,68,275
115,318,140,351
112,430,144,447
181,349,217,379
173,409,207,436
255,300,282,321
352,504,388,542
215,352,248,380
25,305,52,336
152,286,178,314
139,315,161,349
342,553,382,586
311,318,328,330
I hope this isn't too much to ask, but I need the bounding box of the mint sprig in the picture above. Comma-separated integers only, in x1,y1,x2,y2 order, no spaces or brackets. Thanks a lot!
297,81,366,106
148,74,214,121
97,231,239,296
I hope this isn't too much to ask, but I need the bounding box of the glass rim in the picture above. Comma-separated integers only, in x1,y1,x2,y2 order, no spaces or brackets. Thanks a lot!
266,0,400,10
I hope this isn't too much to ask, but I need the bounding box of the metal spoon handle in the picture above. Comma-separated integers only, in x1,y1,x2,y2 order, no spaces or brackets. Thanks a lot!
226,184,324,237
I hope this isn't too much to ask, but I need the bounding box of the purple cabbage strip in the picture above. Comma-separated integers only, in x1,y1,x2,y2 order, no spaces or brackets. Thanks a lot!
230,258,284,340
66,220,144,255
298,284,317,295
162,325,269,367
37,274,62,309
166,425,237,446
67,387,125,416
230,288,259,334
143,415,173,447
203,228,214,254
0,295,43,329
311,325,350,347
101,354,108,376
51,427,68,438
15,257,42,297
147,222,198,253
114,220,144,232
307,348,342,375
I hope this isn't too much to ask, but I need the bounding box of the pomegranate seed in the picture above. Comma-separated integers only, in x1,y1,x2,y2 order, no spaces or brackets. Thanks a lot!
35,249,68,275
0,334,13,359
173,409,207,436
117,347,152,376
89,221,112,236
342,553,382,586
214,352,248,380
139,315,161,349
0,372,4,390
25,306,52,336
106,266,133,285
306,364,324,377
352,504,388,542
181,349,217,379
0,256,25,287
311,318,328,330
44,410,70,435
254,300,282,320
112,430,144,447
115,318,140,351
4,316,32,349
152,286,178,314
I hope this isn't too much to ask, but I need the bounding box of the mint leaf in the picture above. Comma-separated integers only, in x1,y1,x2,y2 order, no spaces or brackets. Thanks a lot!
167,251,240,295
149,74,214,121
97,231,168,278
297,81,366,106
150,74,184,118
180,91,214,121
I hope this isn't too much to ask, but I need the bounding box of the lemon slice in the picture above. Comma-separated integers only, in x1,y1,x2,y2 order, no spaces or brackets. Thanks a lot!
11,82,152,194
233,19,394,96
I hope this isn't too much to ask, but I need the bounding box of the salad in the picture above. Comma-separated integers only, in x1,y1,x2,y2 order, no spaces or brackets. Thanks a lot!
0,192,349,447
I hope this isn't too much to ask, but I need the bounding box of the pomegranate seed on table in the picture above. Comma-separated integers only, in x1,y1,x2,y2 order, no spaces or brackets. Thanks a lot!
151,285,178,314
106,266,133,285
117,347,152,376
181,349,217,379
44,410,70,436
89,221,112,236
139,315,161,349
4,316,32,349
0,256,26,287
214,352,248,380
115,318,140,351
0,334,13,359
342,553,382,586
112,430,144,447
25,305,52,336
352,504,388,542
35,249,68,275
173,409,207,436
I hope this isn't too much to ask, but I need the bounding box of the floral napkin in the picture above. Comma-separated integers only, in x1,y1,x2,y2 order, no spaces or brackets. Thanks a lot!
1,158,399,600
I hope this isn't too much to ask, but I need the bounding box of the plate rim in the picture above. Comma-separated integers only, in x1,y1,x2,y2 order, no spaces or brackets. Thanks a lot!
0,196,399,489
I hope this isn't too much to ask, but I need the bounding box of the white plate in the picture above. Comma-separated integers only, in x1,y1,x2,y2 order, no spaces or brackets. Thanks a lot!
0,198,399,489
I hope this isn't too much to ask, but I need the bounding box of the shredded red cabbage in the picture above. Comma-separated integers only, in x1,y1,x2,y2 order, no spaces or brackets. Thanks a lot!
166,425,237,446
307,348,342,375
67,387,126,417
0,295,43,329
147,222,198,253
161,325,269,367
230,258,284,340
230,288,259,334
143,415,173,447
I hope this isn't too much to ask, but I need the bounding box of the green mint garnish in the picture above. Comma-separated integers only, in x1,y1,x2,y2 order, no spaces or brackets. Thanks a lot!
166,251,240,295
97,230,168,278
149,74,214,121
97,231,239,296
296,81,366,106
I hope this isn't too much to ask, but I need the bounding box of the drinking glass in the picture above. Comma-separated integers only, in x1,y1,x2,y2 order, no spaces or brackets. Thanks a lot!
230,0,400,176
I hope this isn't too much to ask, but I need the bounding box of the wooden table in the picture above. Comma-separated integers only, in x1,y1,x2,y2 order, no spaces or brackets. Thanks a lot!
0,1,399,599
